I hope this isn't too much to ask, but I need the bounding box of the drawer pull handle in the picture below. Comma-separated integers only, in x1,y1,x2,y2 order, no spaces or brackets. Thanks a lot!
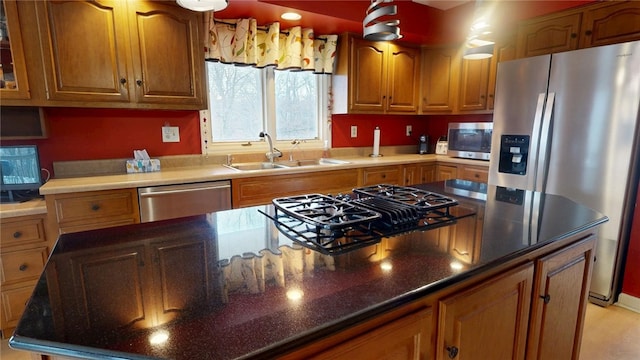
91,204,101,211
446,345,459,358
19,264,28,271
13,231,22,238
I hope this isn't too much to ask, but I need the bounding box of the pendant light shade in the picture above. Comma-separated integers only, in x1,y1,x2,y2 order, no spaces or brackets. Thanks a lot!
463,43,495,59
363,0,401,41
463,0,495,60
177,0,228,12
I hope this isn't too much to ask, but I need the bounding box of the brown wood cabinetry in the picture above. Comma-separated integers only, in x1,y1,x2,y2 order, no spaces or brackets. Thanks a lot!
437,263,534,360
45,188,140,235
457,56,491,112
458,164,489,183
403,163,436,186
360,165,402,186
516,1,640,58
527,235,595,360
33,0,204,109
0,0,31,100
231,169,358,208
0,213,50,336
420,47,459,113
333,34,420,114
436,164,458,181
309,307,433,360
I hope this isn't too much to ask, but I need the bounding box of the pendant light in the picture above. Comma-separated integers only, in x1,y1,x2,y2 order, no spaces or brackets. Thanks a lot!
463,0,495,59
177,0,228,12
363,0,401,41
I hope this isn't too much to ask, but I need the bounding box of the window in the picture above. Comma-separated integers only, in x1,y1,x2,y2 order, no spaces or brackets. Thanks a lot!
203,61,330,154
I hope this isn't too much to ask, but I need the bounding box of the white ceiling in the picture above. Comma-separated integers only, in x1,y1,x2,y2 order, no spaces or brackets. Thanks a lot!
413,0,472,11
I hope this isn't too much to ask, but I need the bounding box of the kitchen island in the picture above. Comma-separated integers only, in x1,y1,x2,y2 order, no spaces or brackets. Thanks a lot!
9,181,607,360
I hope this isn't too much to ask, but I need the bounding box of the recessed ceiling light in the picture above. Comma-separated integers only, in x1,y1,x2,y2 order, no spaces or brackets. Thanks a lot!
281,12,302,21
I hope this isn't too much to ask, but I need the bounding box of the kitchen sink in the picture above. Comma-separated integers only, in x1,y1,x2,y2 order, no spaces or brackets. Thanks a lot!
223,158,350,171
223,162,289,171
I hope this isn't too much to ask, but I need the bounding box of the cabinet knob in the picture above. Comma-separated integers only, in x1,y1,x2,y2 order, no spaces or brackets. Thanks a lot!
381,174,386,178
91,204,101,211
540,294,551,304
136,79,143,86
120,77,127,85
13,231,22,238
571,33,577,39
585,30,592,36
446,345,459,358
19,264,28,271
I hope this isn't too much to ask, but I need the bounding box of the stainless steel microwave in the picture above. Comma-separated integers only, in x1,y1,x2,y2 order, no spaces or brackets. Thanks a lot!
447,122,493,160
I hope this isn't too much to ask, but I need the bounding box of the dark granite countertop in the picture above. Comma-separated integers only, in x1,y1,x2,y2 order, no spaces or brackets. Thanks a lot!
10,181,607,360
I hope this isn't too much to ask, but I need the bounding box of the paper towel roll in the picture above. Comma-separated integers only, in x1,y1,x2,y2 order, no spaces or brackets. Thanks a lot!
372,127,380,157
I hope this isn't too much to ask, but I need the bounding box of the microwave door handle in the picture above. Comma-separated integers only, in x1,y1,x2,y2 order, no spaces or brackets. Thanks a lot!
534,92,555,192
528,93,547,191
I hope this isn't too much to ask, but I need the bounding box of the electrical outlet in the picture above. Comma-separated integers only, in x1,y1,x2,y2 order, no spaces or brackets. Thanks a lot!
162,126,180,142
351,125,358,138
406,125,412,137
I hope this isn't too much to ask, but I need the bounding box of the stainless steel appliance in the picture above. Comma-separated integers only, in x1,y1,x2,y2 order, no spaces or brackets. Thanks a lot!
260,184,466,255
418,134,429,154
488,40,640,305
138,181,231,222
447,122,492,160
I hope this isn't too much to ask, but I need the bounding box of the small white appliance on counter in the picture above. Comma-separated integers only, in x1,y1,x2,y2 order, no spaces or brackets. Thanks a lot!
435,137,448,155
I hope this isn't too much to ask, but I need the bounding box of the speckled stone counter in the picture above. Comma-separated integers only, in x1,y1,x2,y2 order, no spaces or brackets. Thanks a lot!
10,181,607,359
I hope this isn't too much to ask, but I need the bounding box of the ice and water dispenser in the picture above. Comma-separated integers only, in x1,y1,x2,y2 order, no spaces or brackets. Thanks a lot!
498,135,530,175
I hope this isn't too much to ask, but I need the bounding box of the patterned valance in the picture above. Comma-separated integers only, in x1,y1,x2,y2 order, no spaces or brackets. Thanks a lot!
204,15,338,74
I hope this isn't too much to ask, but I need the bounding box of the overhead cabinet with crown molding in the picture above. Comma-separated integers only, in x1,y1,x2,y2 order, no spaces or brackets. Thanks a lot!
332,34,421,114
16,0,205,110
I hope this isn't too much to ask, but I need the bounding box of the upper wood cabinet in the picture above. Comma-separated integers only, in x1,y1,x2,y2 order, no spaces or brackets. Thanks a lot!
333,34,420,114
516,1,640,58
34,0,204,109
0,0,31,100
420,46,459,113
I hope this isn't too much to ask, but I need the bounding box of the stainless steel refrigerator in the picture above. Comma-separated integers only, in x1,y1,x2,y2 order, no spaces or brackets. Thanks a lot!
488,40,640,306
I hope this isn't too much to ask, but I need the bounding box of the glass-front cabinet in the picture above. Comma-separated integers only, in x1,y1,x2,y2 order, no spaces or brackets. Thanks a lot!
0,0,30,100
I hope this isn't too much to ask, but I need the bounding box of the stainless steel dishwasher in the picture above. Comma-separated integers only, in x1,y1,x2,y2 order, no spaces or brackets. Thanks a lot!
138,181,231,222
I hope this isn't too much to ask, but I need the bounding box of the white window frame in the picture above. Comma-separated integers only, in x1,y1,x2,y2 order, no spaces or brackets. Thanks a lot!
200,64,332,156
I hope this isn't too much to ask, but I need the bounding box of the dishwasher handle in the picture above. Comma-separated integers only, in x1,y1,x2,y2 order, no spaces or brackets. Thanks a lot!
138,183,230,198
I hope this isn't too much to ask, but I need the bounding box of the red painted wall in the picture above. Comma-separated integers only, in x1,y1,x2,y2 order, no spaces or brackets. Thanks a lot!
0,108,201,176
622,184,640,298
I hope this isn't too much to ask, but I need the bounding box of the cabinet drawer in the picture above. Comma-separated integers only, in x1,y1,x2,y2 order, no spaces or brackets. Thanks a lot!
1,217,47,248
1,247,48,286
361,166,402,186
1,282,36,329
459,166,489,182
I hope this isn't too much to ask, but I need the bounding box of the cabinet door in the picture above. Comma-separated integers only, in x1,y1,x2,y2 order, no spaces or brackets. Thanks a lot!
386,44,420,113
402,164,418,186
35,0,131,102
516,12,582,58
419,164,436,184
437,263,534,360
0,0,31,100
311,307,433,360
458,164,489,183
527,235,595,360
349,37,387,113
127,1,204,107
150,238,213,324
487,37,516,110
457,57,491,111
579,1,640,48
420,47,458,113
436,164,457,181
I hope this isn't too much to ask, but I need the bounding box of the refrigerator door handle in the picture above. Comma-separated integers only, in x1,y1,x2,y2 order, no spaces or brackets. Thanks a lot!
535,92,556,191
528,93,548,190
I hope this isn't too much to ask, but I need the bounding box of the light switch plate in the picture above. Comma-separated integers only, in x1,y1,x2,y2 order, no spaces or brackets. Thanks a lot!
162,126,180,142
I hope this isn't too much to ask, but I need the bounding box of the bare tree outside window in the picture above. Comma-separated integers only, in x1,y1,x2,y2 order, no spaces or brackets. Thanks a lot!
275,70,318,140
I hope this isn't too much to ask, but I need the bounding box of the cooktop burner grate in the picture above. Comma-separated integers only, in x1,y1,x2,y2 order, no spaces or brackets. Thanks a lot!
261,185,466,255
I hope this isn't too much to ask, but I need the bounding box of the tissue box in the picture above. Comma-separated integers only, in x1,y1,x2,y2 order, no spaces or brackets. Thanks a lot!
126,159,161,173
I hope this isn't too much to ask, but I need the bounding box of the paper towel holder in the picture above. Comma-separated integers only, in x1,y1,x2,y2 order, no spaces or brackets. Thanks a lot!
370,126,383,157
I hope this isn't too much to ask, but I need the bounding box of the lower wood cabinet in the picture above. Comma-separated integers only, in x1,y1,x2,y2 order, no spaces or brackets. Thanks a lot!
436,164,458,181
0,213,50,337
360,165,402,186
437,263,534,360
527,235,595,360
403,163,436,186
310,307,433,360
45,188,140,235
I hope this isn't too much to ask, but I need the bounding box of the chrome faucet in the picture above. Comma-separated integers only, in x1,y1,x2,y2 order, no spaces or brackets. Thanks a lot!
259,131,282,163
